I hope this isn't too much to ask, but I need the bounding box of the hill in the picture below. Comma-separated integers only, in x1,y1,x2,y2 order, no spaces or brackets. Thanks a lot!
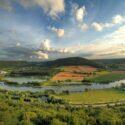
0,57,104,69
94,58,125,70
42,57,103,68
94,58,125,64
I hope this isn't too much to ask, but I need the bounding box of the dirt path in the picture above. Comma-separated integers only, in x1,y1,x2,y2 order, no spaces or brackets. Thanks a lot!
70,100,125,108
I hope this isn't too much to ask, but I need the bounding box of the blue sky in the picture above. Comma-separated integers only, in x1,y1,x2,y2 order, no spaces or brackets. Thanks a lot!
0,0,125,60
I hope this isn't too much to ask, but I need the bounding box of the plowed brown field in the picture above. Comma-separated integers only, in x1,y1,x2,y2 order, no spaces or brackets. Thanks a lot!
52,66,97,81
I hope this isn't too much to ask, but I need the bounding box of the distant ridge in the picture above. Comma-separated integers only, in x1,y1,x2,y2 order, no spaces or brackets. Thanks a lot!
42,57,103,68
94,58,125,64
0,57,104,68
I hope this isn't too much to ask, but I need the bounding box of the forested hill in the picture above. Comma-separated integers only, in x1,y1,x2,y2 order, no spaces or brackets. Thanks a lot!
0,57,104,69
41,57,104,68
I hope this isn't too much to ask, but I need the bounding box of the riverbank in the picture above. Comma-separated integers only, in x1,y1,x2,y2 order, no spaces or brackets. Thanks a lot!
0,79,125,93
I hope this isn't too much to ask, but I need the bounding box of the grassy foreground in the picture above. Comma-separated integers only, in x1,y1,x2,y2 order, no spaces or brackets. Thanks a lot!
54,89,125,104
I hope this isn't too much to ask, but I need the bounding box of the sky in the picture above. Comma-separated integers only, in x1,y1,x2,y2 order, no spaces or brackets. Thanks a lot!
0,0,125,61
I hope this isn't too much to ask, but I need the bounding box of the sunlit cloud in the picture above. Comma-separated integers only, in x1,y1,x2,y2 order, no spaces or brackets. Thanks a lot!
40,39,51,51
77,24,125,58
75,6,86,23
0,0,65,19
35,51,48,59
92,22,113,32
34,39,75,59
71,4,88,31
112,15,125,24
92,15,125,32
48,26,65,37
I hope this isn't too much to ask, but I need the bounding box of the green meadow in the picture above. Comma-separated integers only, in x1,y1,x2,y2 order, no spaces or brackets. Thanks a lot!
54,89,125,104
88,73,125,83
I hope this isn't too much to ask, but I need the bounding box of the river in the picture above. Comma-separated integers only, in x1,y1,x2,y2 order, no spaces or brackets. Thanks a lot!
3,76,46,84
0,79,125,93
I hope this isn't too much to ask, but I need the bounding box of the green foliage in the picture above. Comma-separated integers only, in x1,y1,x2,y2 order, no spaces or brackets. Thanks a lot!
51,118,67,125
0,89,125,125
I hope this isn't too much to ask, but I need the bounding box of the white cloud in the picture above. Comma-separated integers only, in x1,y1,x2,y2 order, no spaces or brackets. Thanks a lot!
58,48,74,53
72,5,88,32
91,22,103,32
19,0,65,19
40,39,51,51
35,51,48,59
78,24,125,58
58,24,125,59
92,15,125,32
16,42,21,47
75,6,86,23
92,22,113,32
48,26,65,37
35,39,75,59
78,23,88,31
0,0,65,19
112,15,125,24
39,39,74,53
32,25,125,59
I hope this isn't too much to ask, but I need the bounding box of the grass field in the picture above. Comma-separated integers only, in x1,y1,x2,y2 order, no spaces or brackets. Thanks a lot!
88,73,125,83
54,89,125,104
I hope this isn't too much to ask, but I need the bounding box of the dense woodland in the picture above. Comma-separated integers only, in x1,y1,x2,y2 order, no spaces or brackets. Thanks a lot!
0,89,125,125
1,98,125,125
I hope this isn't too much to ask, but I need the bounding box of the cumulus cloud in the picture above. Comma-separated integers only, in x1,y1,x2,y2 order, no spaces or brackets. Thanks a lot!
35,39,76,60
112,15,125,24
39,39,74,53
36,39,57,59
0,0,65,19
55,24,125,59
92,15,125,32
40,39,51,51
35,51,48,59
75,6,86,23
48,26,65,37
20,0,65,18
16,42,21,47
92,22,113,32
92,22,103,32
76,24,125,58
73,4,88,31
